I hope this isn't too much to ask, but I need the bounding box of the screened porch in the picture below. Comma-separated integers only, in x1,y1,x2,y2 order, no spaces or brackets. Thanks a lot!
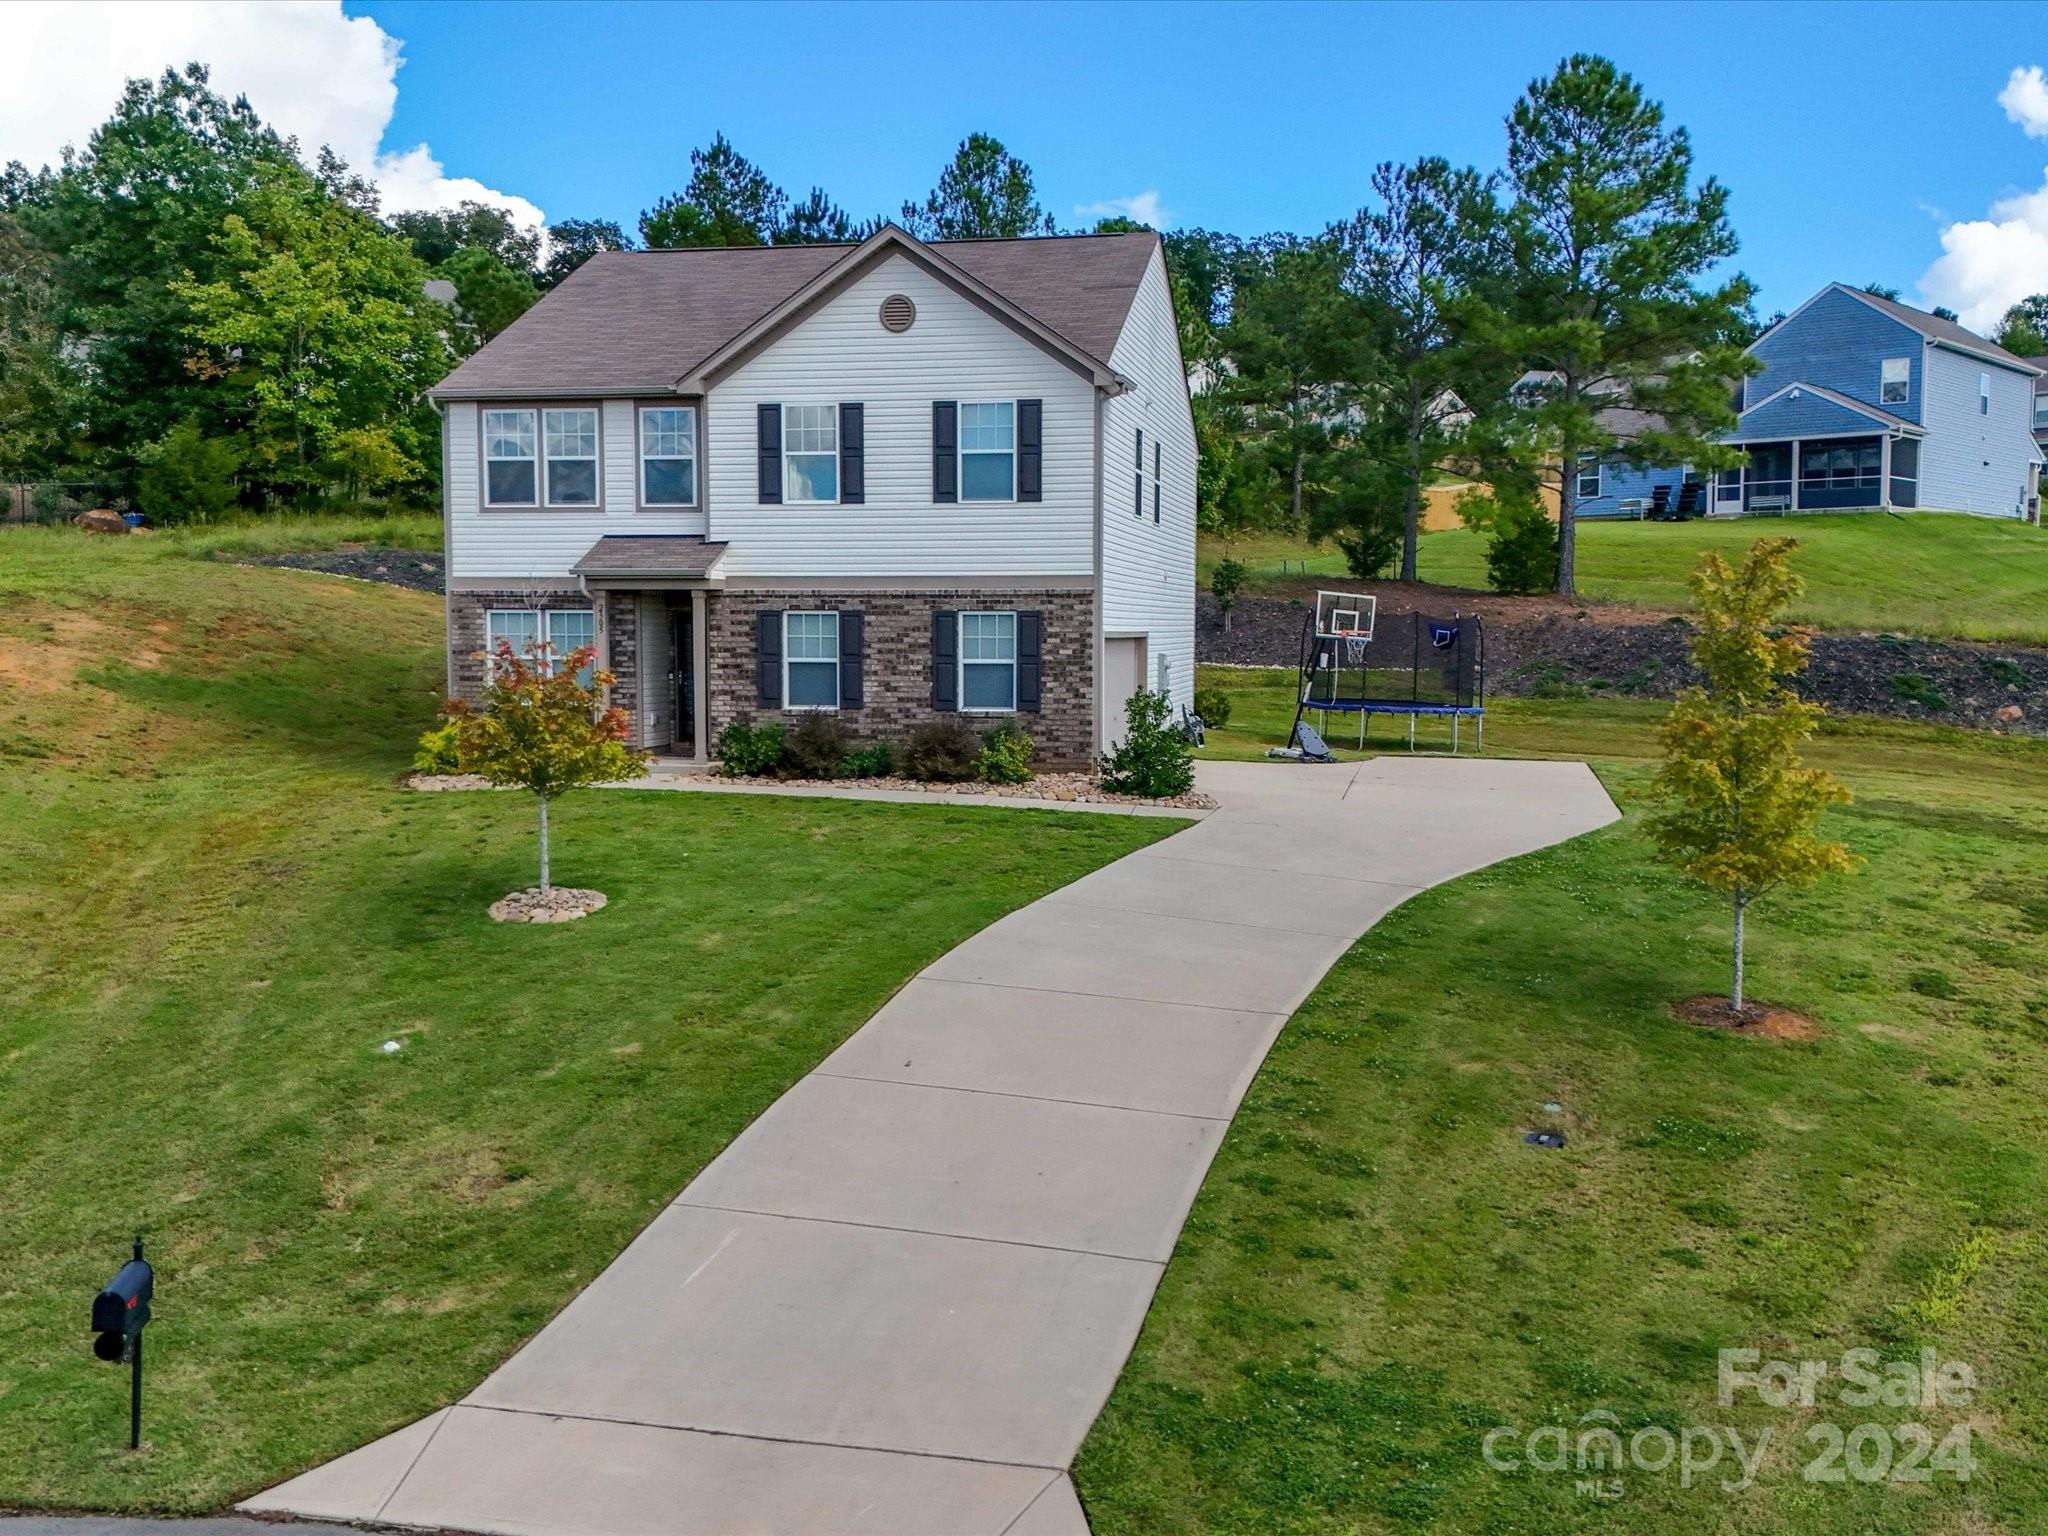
1710,434,1918,514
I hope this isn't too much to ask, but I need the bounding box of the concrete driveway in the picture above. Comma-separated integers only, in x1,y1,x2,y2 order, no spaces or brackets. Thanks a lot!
246,756,1618,1536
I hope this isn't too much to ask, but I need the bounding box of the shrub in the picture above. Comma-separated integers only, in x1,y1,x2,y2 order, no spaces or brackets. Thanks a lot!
1100,688,1195,798
412,720,462,775
716,720,786,777
1890,672,1949,711
1209,557,1248,630
782,713,852,778
841,742,896,779
137,420,240,525
1192,683,1233,729
979,725,1036,785
903,717,982,782
1457,485,1557,594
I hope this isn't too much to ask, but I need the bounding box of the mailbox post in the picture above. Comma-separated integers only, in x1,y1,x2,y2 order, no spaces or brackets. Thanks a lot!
91,1236,153,1450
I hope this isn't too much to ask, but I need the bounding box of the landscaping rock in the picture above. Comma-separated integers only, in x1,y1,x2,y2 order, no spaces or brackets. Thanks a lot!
489,886,607,923
712,769,1217,810
240,545,444,595
74,507,129,534
1200,593,2048,737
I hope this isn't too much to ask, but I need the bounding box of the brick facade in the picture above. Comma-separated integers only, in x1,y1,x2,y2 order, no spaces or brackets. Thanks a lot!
445,589,594,704
706,587,1096,767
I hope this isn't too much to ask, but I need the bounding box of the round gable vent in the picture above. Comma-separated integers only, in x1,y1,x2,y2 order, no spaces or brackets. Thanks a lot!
879,293,916,333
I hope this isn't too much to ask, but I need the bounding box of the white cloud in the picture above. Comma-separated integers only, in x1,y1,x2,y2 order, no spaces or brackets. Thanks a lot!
0,1,544,232
1074,190,1168,229
1917,65,2048,332
2001,65,2048,138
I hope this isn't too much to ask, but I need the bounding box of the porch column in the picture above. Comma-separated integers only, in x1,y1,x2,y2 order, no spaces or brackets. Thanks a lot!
1790,438,1801,512
690,588,710,766
1881,433,1892,510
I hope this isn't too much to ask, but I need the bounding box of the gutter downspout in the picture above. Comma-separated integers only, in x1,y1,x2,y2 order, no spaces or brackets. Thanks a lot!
434,397,455,699
1091,387,1106,758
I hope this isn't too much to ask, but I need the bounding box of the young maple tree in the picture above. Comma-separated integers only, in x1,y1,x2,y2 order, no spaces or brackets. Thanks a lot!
445,640,645,894
1648,538,1856,1013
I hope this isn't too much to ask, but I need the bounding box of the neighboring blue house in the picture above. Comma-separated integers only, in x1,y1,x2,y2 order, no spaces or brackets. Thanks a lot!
1561,286,2044,521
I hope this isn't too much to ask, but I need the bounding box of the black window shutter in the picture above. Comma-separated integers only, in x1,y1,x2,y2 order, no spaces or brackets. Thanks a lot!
1017,399,1043,502
838,609,864,709
839,403,865,504
1016,610,1043,713
757,404,782,504
1153,440,1162,523
755,609,783,708
931,609,958,710
1134,426,1144,516
933,401,957,503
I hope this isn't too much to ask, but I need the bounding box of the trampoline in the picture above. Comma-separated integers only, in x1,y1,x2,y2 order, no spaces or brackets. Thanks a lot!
1284,591,1486,755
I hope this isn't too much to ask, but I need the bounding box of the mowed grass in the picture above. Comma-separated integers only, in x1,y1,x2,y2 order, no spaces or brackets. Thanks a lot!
0,526,1178,1512
1201,512,2048,644
1078,669,2048,1533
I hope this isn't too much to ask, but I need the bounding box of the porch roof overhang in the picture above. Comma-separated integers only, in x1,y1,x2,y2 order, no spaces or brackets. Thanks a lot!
570,534,728,588
1721,381,1925,445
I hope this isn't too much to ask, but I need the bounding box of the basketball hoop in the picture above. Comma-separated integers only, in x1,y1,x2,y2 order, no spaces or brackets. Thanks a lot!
1339,632,1369,667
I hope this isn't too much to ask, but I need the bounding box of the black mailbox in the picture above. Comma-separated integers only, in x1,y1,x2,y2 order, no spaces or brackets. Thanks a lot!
92,1254,152,1361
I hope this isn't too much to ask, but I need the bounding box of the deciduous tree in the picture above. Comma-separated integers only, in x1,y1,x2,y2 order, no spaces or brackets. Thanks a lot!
1996,294,2048,356
439,246,539,346
540,218,633,288
1648,538,1856,1014
388,201,539,277
1493,55,1753,595
447,640,646,893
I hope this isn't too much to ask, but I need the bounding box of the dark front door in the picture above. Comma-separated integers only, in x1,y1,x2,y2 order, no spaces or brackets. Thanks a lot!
669,606,695,757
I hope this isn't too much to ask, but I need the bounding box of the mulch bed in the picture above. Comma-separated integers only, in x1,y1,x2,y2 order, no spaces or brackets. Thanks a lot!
700,769,1217,810
1671,994,1821,1040
1201,593,2047,737
238,544,445,595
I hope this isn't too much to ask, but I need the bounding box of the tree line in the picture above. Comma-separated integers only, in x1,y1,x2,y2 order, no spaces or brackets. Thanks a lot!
0,65,1063,523
8,56,2034,597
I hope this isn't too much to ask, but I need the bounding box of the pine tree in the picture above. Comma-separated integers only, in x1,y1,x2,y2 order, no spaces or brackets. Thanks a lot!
900,134,1054,240
640,134,789,248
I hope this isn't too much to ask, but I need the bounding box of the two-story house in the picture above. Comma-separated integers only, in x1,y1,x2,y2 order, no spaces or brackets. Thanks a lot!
429,225,1194,767
1714,284,2042,518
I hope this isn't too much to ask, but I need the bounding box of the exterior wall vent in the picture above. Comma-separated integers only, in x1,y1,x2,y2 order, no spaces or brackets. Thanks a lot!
879,294,916,333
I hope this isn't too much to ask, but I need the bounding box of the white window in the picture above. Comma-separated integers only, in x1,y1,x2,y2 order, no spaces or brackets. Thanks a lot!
1880,356,1909,406
783,404,838,503
1981,372,1992,416
483,409,538,506
1575,453,1601,499
639,406,697,506
486,608,595,686
784,611,840,709
959,611,1017,712
958,401,1015,501
543,408,599,506
1152,438,1162,523
2034,393,2048,430
548,609,597,687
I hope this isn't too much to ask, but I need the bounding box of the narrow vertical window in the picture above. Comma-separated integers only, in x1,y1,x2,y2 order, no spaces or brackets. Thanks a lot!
1152,439,1162,522
1880,357,1909,406
1981,372,1992,416
1575,454,1601,500
1134,426,1145,516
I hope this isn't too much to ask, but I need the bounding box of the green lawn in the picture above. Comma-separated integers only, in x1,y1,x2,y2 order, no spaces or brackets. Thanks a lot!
1078,668,2048,1533
0,526,1177,1512
1203,513,2048,645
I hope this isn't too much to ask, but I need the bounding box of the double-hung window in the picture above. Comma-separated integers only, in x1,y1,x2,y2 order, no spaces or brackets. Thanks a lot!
544,408,599,506
483,409,539,506
2035,393,2048,432
784,405,838,502
639,406,697,506
1880,357,1909,406
1575,453,1601,500
959,611,1017,712
959,401,1015,501
486,608,595,686
784,611,840,708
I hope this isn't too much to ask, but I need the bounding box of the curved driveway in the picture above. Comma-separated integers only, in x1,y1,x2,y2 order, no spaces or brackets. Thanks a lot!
247,757,1618,1536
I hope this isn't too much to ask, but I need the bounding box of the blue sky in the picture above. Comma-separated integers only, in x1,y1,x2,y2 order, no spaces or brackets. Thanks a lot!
353,0,2047,323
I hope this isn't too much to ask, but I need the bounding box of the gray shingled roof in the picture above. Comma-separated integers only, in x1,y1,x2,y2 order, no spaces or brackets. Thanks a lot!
1847,287,2038,371
2027,356,2048,393
434,231,1158,399
570,535,728,579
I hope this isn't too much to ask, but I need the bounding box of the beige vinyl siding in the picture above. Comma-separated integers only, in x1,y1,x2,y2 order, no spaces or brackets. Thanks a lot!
705,252,1095,578
1099,248,1197,724
445,399,710,581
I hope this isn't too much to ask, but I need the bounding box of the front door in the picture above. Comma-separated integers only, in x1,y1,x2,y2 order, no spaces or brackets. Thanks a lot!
669,607,695,757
